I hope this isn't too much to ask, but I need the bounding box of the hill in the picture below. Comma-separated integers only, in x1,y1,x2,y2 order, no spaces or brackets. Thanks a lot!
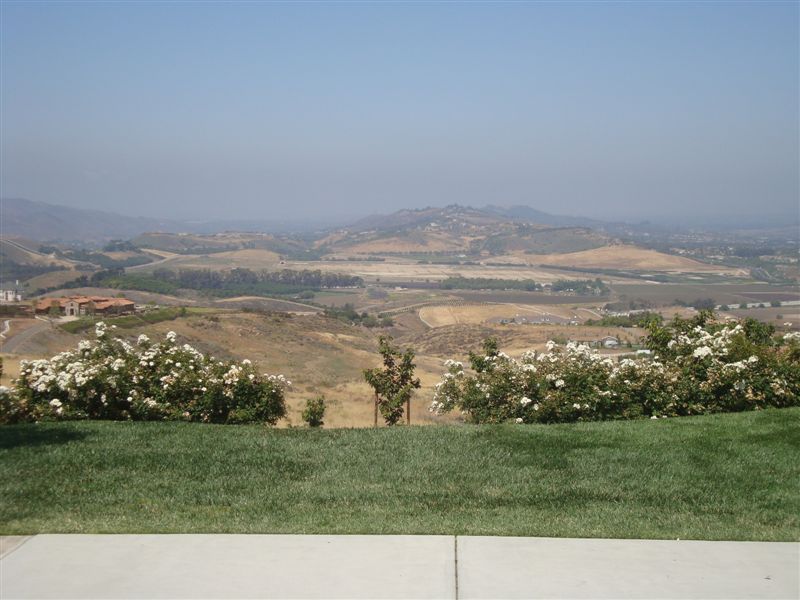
1,199,346,243
1,198,183,243
0,238,82,288
322,205,612,256
531,244,745,273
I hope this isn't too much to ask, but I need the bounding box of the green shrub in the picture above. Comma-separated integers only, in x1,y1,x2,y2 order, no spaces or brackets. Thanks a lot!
4,323,288,425
432,316,800,424
302,396,326,427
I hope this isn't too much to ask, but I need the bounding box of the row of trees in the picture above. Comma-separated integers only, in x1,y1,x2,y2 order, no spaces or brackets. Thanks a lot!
550,278,609,295
149,268,363,291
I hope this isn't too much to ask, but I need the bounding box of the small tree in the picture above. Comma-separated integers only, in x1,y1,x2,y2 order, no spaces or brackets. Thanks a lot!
302,396,326,427
363,336,421,426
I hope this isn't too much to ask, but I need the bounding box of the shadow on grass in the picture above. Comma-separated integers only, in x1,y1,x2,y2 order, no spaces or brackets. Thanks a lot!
0,425,90,450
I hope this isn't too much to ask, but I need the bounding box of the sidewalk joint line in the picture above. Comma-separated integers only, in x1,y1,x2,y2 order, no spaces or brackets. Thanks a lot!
454,535,459,600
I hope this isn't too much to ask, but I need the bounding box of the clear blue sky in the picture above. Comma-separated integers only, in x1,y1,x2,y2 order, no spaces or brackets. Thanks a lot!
2,1,798,224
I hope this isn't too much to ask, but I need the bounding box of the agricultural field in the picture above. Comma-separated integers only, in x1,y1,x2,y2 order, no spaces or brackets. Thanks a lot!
610,282,800,308
724,305,800,327
282,259,596,284
418,303,601,328
130,248,281,272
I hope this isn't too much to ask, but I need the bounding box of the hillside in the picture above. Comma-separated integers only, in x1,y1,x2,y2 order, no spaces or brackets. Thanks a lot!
322,205,612,257
1,198,182,242
0,238,82,288
1,199,344,243
531,244,745,273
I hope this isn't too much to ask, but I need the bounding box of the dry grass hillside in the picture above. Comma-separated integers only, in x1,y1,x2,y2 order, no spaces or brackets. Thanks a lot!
530,244,741,273
1,308,646,428
132,248,281,272
418,304,600,328
0,239,76,268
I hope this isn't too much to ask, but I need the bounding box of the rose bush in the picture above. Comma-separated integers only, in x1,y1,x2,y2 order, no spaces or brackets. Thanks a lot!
1,322,288,425
431,313,800,424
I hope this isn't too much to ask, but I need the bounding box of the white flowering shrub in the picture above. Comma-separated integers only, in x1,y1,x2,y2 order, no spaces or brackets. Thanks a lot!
431,313,800,424
3,322,288,425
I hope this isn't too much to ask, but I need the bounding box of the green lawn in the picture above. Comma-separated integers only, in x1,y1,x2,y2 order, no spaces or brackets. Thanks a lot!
1,409,798,540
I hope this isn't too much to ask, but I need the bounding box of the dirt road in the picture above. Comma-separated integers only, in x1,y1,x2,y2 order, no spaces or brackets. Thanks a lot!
0,320,51,354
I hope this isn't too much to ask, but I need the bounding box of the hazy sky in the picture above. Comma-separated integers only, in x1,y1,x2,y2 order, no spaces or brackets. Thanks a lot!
2,1,798,224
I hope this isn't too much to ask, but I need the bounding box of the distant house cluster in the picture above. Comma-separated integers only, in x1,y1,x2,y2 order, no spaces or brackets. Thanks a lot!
0,289,23,303
35,295,136,317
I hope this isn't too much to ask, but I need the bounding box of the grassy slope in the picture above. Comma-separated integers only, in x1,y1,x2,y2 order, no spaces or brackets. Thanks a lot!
1,409,798,540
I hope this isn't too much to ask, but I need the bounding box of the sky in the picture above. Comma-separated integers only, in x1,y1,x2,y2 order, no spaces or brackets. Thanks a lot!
1,1,798,225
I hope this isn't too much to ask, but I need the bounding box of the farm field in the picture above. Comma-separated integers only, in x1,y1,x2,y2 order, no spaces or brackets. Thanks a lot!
131,248,281,272
2,409,797,538
725,306,800,327
283,259,603,284
449,290,606,305
418,303,600,328
42,286,198,306
611,282,800,308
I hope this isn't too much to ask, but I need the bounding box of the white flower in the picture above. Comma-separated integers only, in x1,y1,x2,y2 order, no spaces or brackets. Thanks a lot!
692,346,713,359
137,334,150,345
166,331,177,343
242,359,252,365
573,403,581,409
520,397,532,406
533,403,539,411
49,399,62,408
555,379,565,388
545,340,556,351
515,417,523,424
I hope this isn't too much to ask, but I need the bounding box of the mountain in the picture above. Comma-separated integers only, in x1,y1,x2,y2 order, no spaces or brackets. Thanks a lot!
0,198,352,243
481,205,607,228
344,204,607,234
1,198,184,243
320,205,612,256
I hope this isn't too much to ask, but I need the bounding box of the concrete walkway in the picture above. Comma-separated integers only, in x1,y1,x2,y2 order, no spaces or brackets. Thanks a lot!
1,535,797,599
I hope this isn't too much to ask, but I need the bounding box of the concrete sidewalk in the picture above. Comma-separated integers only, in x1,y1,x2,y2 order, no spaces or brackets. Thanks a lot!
1,535,797,599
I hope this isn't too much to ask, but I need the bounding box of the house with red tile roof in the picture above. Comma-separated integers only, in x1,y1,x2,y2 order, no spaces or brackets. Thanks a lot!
35,295,135,316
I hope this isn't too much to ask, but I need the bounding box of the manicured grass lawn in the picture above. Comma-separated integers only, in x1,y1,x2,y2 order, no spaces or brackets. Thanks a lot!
1,409,798,540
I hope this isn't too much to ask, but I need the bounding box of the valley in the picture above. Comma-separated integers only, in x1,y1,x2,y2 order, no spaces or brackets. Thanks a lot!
2,203,798,428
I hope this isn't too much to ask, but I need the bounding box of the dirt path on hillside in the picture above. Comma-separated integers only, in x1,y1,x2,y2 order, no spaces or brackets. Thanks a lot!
0,320,51,354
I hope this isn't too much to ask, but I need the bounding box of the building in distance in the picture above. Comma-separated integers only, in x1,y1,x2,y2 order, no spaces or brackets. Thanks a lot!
35,295,136,317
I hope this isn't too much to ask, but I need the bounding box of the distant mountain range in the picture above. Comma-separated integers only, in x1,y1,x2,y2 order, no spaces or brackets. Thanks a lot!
1,198,608,244
1,198,183,243
0,198,349,243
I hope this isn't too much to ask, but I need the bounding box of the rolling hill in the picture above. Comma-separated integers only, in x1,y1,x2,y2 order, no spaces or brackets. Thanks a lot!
320,205,613,256
1,198,183,242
